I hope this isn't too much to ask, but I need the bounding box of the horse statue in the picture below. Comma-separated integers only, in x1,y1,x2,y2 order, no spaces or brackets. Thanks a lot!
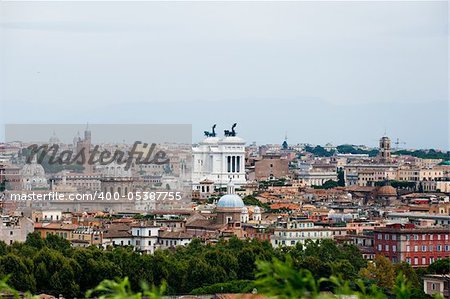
204,124,217,137
224,123,237,137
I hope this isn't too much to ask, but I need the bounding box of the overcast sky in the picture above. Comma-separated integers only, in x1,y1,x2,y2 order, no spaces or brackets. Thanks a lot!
0,1,448,149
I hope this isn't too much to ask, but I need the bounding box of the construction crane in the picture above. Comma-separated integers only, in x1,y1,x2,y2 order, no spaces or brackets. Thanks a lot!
394,138,406,150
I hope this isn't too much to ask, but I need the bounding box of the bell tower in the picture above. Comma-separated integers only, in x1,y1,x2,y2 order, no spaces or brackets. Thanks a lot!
379,136,391,162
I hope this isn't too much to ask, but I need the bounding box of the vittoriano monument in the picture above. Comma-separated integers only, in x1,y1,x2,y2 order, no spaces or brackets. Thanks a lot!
224,123,237,137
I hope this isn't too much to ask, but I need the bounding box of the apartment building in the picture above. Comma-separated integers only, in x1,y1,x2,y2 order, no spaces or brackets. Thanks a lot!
374,223,450,267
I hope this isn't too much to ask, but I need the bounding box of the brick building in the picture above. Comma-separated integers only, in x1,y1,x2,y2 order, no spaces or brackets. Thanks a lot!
254,154,289,181
374,223,450,267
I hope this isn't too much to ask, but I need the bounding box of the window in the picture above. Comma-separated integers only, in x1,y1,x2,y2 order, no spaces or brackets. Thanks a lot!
378,244,382,251
429,245,433,251
445,245,449,252
406,257,411,264
377,234,382,240
392,234,397,241
414,234,419,240
385,245,389,251
422,245,427,252
393,245,397,252
384,234,389,240
406,245,410,252
437,245,442,251
422,257,426,265
414,257,418,265
414,245,419,252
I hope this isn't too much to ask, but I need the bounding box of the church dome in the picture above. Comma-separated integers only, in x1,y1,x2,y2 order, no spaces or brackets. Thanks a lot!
217,181,245,208
20,162,46,177
20,158,48,189
377,185,397,197
217,194,245,208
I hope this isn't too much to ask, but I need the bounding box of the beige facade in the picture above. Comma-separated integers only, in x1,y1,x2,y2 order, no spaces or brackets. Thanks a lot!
0,216,34,245
397,168,420,182
419,169,444,181
357,169,388,186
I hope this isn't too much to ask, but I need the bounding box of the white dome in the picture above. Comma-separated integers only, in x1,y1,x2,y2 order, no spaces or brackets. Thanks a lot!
20,163,46,177
254,206,261,213
217,194,245,208
20,159,48,189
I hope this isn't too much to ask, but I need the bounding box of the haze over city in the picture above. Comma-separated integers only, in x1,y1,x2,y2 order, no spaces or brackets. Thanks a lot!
1,1,448,148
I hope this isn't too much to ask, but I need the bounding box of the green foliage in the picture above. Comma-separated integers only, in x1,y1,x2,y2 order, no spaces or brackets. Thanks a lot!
374,180,416,189
254,257,438,299
190,280,253,295
337,169,345,187
336,145,379,157
359,256,396,290
0,254,36,292
304,146,335,157
258,178,290,189
394,262,421,290
427,258,450,274
394,149,449,160
255,256,323,298
85,277,166,299
0,180,6,192
242,195,270,210
25,232,46,249
0,234,431,298
313,180,339,189
0,275,21,299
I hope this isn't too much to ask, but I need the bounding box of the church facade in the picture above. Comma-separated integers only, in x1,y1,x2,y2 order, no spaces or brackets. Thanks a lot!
192,124,247,190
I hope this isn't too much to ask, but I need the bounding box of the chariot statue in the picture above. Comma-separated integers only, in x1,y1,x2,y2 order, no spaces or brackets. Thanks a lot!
224,123,237,137
204,124,217,137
